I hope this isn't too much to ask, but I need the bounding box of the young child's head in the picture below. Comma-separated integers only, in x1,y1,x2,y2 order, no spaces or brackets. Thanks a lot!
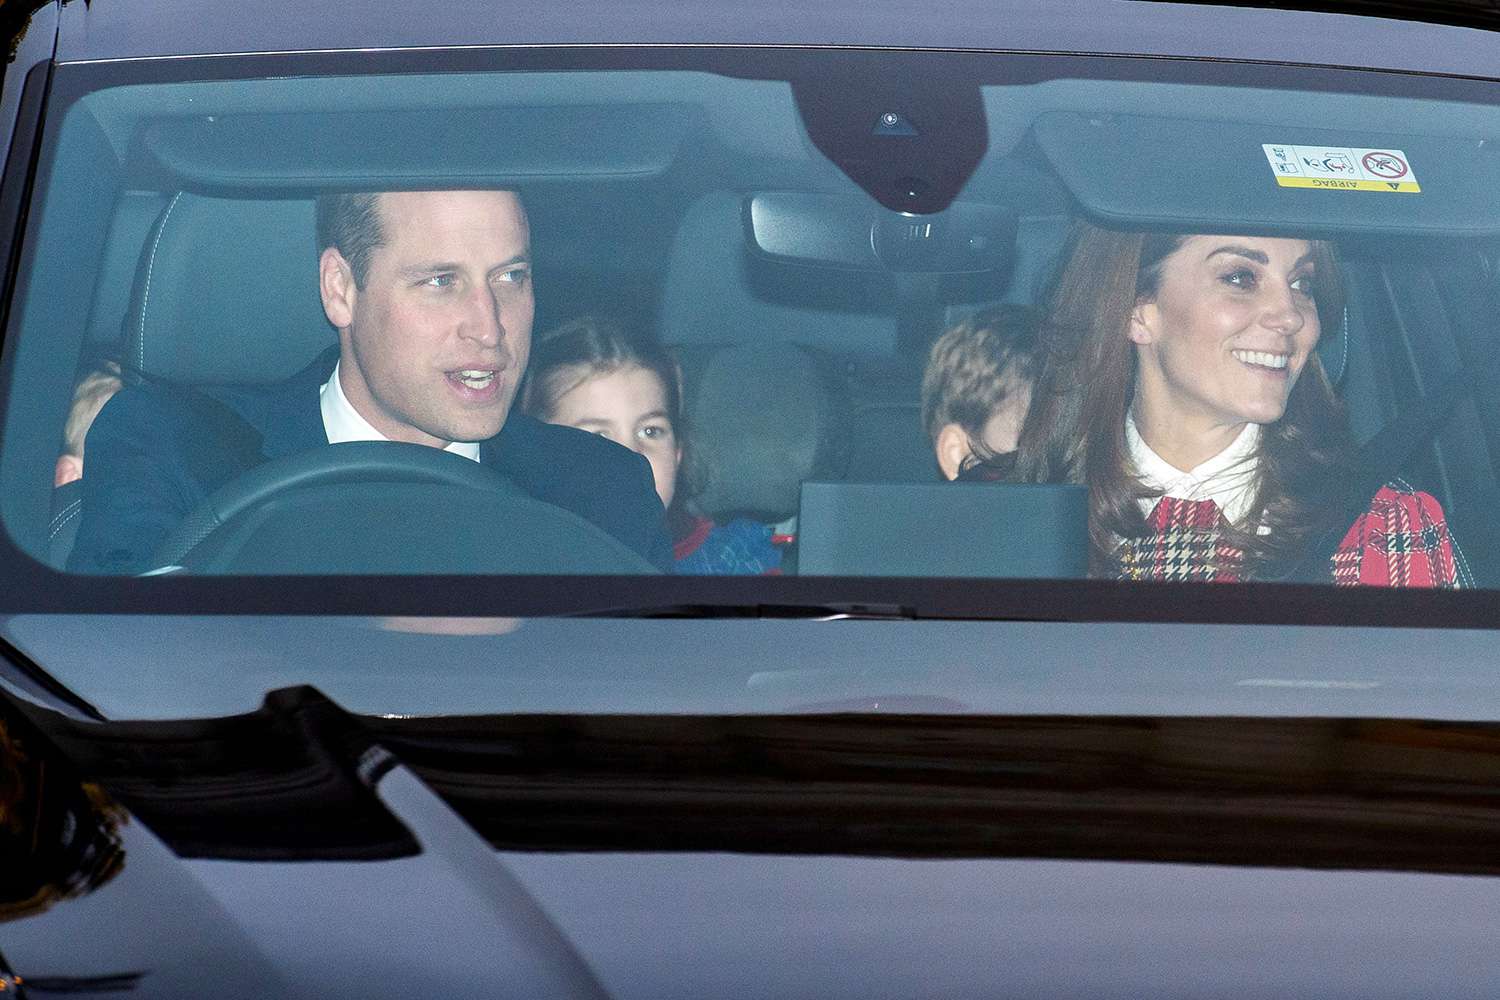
56,358,123,488
522,316,682,508
920,304,1039,480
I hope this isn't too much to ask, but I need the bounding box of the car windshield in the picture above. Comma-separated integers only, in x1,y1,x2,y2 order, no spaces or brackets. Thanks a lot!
1,46,1498,614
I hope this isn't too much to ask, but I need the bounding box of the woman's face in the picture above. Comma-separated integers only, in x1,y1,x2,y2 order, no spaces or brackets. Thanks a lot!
1129,235,1321,435
545,364,681,509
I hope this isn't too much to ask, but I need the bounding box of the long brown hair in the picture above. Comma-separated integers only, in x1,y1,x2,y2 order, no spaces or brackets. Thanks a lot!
1011,223,1353,577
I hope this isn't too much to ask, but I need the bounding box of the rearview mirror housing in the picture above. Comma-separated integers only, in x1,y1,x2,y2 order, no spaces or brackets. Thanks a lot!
744,192,1015,273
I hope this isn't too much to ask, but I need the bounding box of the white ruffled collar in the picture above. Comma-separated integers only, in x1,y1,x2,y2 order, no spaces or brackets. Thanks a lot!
1125,413,1261,526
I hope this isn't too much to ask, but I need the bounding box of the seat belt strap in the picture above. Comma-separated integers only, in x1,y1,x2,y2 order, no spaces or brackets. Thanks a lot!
162,384,269,492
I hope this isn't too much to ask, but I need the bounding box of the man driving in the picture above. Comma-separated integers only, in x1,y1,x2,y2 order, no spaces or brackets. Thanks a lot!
68,189,672,574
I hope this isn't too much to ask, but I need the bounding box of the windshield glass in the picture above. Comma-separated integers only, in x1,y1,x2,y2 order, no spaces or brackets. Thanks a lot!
3,48,1499,601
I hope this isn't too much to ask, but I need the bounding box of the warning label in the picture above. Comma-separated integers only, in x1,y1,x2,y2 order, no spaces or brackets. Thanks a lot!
1262,144,1420,193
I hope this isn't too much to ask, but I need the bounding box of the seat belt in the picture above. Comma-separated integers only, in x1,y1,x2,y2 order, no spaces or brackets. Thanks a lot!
162,384,270,491
113,358,270,487
1269,368,1468,583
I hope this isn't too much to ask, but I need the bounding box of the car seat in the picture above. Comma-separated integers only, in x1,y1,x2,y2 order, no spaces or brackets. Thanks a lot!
676,341,848,556
122,193,330,385
50,193,329,566
659,191,948,483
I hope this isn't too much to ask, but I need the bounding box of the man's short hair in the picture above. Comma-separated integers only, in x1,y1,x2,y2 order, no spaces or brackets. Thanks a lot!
62,360,123,459
920,304,1040,444
315,192,384,288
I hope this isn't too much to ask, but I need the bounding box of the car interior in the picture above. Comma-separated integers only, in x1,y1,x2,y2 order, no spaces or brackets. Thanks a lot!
4,54,1500,583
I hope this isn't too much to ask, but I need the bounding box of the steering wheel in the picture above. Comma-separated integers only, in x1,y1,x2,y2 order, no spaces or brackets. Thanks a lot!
153,441,658,575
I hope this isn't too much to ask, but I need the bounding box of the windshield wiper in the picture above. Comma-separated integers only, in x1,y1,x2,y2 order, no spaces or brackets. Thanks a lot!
565,601,920,621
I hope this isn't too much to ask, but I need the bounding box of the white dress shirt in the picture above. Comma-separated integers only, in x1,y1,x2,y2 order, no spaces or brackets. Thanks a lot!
1125,413,1262,528
319,360,482,462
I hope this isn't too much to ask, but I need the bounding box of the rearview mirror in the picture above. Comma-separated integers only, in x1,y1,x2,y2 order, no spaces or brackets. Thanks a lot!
744,192,1015,273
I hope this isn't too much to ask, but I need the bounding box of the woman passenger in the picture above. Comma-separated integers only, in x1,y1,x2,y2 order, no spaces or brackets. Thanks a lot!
1011,223,1470,586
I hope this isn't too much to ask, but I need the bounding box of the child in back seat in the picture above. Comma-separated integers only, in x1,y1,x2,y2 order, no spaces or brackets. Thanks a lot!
920,304,1039,482
522,315,785,575
56,355,124,488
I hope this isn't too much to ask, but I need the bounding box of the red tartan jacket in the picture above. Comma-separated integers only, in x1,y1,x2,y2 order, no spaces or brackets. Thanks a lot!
1112,480,1471,587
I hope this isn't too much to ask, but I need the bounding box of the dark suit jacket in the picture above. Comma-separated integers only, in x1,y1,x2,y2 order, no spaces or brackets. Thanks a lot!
68,349,672,574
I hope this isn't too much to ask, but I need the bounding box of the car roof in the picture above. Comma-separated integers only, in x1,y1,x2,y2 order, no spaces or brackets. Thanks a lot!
52,0,1500,78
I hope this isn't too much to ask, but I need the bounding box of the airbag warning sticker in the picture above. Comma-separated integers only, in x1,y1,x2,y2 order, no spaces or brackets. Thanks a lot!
1262,144,1420,193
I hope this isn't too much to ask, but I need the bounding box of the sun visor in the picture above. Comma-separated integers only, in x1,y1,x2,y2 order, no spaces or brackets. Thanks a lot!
1034,112,1500,237
142,105,698,189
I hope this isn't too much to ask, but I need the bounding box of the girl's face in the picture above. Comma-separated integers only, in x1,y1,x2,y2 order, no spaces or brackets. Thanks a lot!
1129,235,1321,436
545,364,681,509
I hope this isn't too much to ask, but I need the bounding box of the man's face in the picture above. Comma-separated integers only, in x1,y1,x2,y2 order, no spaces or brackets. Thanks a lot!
320,190,534,447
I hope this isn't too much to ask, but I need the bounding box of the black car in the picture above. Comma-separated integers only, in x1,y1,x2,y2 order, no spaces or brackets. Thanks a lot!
2,0,1500,996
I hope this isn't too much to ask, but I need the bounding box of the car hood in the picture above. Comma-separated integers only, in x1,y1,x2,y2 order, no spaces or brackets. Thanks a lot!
4,683,1500,998
8,615,1500,722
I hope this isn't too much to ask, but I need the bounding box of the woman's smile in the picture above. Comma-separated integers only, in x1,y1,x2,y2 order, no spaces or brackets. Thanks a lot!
1230,349,1290,372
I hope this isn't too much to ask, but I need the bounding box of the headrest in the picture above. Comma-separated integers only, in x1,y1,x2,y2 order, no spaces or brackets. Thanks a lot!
127,194,333,383
683,342,846,522
659,192,898,353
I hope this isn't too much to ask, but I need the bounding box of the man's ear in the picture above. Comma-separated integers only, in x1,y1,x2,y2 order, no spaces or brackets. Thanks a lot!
935,423,974,481
1128,298,1157,346
319,247,356,331
54,454,82,488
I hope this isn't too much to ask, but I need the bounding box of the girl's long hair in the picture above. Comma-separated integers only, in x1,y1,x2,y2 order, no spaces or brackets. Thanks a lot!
521,315,692,534
522,314,683,427
1010,223,1354,577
